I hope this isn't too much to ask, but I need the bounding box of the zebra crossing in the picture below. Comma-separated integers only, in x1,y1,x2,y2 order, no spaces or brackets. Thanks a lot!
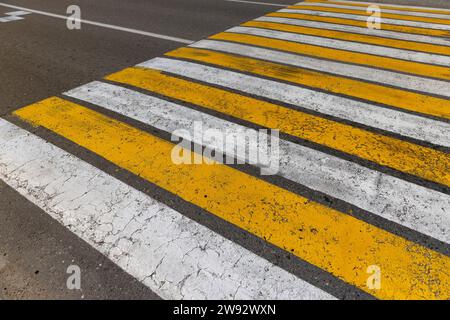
1,0,449,299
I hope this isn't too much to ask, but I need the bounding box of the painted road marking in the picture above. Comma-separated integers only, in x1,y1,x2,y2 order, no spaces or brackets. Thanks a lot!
293,2,450,19
13,98,450,300
236,23,450,62
139,57,450,147
267,12,450,36
207,33,450,80
255,16,450,46
278,9,450,30
212,29,450,93
2,0,450,300
0,10,31,23
287,4,450,25
106,65,450,187
64,80,450,243
167,46,450,121
0,2,193,43
315,0,450,14
0,119,333,300
106,66,450,187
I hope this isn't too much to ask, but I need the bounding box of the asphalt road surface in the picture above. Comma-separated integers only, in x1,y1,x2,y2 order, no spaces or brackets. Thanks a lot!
0,0,449,300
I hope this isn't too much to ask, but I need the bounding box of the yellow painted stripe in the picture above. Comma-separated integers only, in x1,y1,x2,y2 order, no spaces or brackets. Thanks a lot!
210,32,450,81
316,0,450,16
288,5,450,25
105,66,450,187
242,20,450,56
166,47,450,121
14,97,450,300
268,12,450,37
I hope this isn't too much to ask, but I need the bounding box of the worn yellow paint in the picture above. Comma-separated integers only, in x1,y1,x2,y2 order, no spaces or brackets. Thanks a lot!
105,66,450,187
288,5,450,25
311,0,450,16
14,97,450,300
165,47,450,121
268,12,450,37
209,32,450,81
242,21,450,56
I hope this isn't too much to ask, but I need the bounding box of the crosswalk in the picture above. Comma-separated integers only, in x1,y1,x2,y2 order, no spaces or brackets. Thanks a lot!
1,0,449,299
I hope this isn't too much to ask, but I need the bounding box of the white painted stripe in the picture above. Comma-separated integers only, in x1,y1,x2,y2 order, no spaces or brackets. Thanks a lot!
310,0,450,13
294,2,450,19
65,81,450,244
0,2,193,44
0,118,333,300
279,8,450,30
255,16,450,46
139,58,450,147
0,16,23,22
5,11,33,16
190,39,450,98
223,0,287,7
0,11,31,22
226,26,450,66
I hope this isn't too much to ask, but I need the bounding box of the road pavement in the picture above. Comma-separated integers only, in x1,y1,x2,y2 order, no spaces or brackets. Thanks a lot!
0,0,449,300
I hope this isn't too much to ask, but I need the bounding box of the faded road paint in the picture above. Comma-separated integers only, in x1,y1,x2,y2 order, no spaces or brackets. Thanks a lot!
255,16,450,45
0,119,332,300
311,0,450,15
278,9,450,29
293,2,450,18
237,22,450,62
106,66,450,187
287,4,450,25
13,98,450,300
267,12,450,36
65,80,450,243
2,0,449,300
139,57,450,147
209,32,450,80
168,47,450,120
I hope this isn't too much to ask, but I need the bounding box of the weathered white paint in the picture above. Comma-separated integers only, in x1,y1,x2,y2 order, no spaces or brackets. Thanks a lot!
0,118,334,300
226,26,450,67
140,57,450,147
278,8,450,30
190,39,450,98
306,0,450,13
0,10,31,23
255,16,450,46
293,2,450,19
65,81,450,244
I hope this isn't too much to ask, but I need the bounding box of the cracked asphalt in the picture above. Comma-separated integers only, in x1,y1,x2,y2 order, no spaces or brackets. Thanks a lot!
0,0,449,300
